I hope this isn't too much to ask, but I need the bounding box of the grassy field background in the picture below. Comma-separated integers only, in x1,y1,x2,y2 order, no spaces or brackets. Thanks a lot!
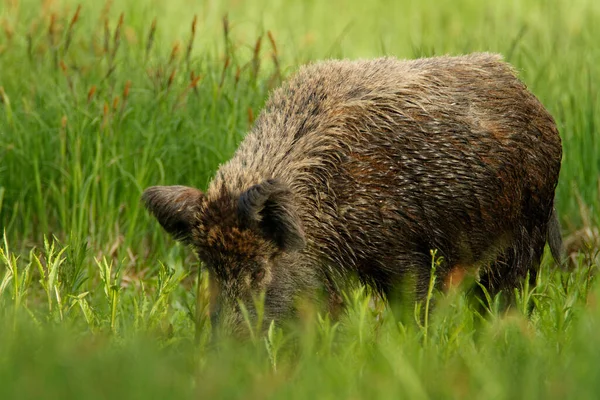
1,0,599,398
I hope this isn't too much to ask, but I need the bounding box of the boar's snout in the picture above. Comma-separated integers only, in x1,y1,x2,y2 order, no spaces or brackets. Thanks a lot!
209,296,263,340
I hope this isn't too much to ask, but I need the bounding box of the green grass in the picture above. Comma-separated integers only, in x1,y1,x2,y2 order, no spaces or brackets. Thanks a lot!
1,0,599,398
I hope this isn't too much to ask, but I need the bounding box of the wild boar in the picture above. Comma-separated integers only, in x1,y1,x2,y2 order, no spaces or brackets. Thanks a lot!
143,53,562,336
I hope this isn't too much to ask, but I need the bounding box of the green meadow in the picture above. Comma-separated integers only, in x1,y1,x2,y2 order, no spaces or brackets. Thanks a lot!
0,0,599,398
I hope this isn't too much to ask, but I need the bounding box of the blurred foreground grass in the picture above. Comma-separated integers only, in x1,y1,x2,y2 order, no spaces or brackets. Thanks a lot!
0,0,599,398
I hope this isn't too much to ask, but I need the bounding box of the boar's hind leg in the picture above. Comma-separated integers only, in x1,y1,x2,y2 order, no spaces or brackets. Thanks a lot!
472,235,543,310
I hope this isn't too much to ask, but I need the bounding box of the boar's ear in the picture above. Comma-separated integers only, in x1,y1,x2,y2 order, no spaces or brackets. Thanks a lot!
142,185,203,243
238,179,306,252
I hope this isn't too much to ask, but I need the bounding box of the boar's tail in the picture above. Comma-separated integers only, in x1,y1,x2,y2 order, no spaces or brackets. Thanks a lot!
547,207,564,267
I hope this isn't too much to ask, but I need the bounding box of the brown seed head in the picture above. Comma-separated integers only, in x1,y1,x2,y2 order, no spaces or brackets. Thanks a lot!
48,13,56,40
169,42,180,64
167,69,176,89
145,18,157,58
123,80,131,99
190,75,201,88
267,31,277,55
69,5,81,28
247,107,254,125
222,14,229,38
191,15,197,35
87,85,96,103
253,35,262,59
2,20,13,40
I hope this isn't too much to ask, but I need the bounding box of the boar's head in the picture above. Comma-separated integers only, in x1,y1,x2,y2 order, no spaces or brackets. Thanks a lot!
143,179,319,338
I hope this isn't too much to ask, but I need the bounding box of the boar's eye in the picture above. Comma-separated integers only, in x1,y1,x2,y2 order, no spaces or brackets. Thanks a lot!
252,268,265,282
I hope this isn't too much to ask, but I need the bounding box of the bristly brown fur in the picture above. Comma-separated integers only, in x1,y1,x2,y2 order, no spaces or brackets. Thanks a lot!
143,53,563,335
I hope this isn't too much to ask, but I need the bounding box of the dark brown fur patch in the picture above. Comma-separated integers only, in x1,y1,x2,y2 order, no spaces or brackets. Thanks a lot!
145,53,563,333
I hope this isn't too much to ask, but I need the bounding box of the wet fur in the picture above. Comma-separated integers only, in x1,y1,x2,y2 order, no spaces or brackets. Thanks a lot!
144,53,563,331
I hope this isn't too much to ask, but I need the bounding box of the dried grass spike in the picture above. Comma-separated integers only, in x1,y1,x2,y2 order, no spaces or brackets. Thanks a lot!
167,69,176,89
219,54,230,88
48,13,56,41
110,13,124,64
235,66,241,85
64,4,82,54
145,18,157,61
87,85,97,103
222,14,230,55
103,18,110,55
190,75,201,88
100,0,114,23
247,106,254,125
2,19,14,40
123,80,131,99
169,41,180,65
252,35,263,78
267,30,278,56
70,4,82,27
191,15,197,35
185,15,197,68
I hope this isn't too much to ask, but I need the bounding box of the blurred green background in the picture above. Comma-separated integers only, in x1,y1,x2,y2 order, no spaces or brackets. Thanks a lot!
0,0,599,398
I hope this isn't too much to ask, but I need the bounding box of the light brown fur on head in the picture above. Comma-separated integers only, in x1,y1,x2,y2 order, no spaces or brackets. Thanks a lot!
144,53,562,336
